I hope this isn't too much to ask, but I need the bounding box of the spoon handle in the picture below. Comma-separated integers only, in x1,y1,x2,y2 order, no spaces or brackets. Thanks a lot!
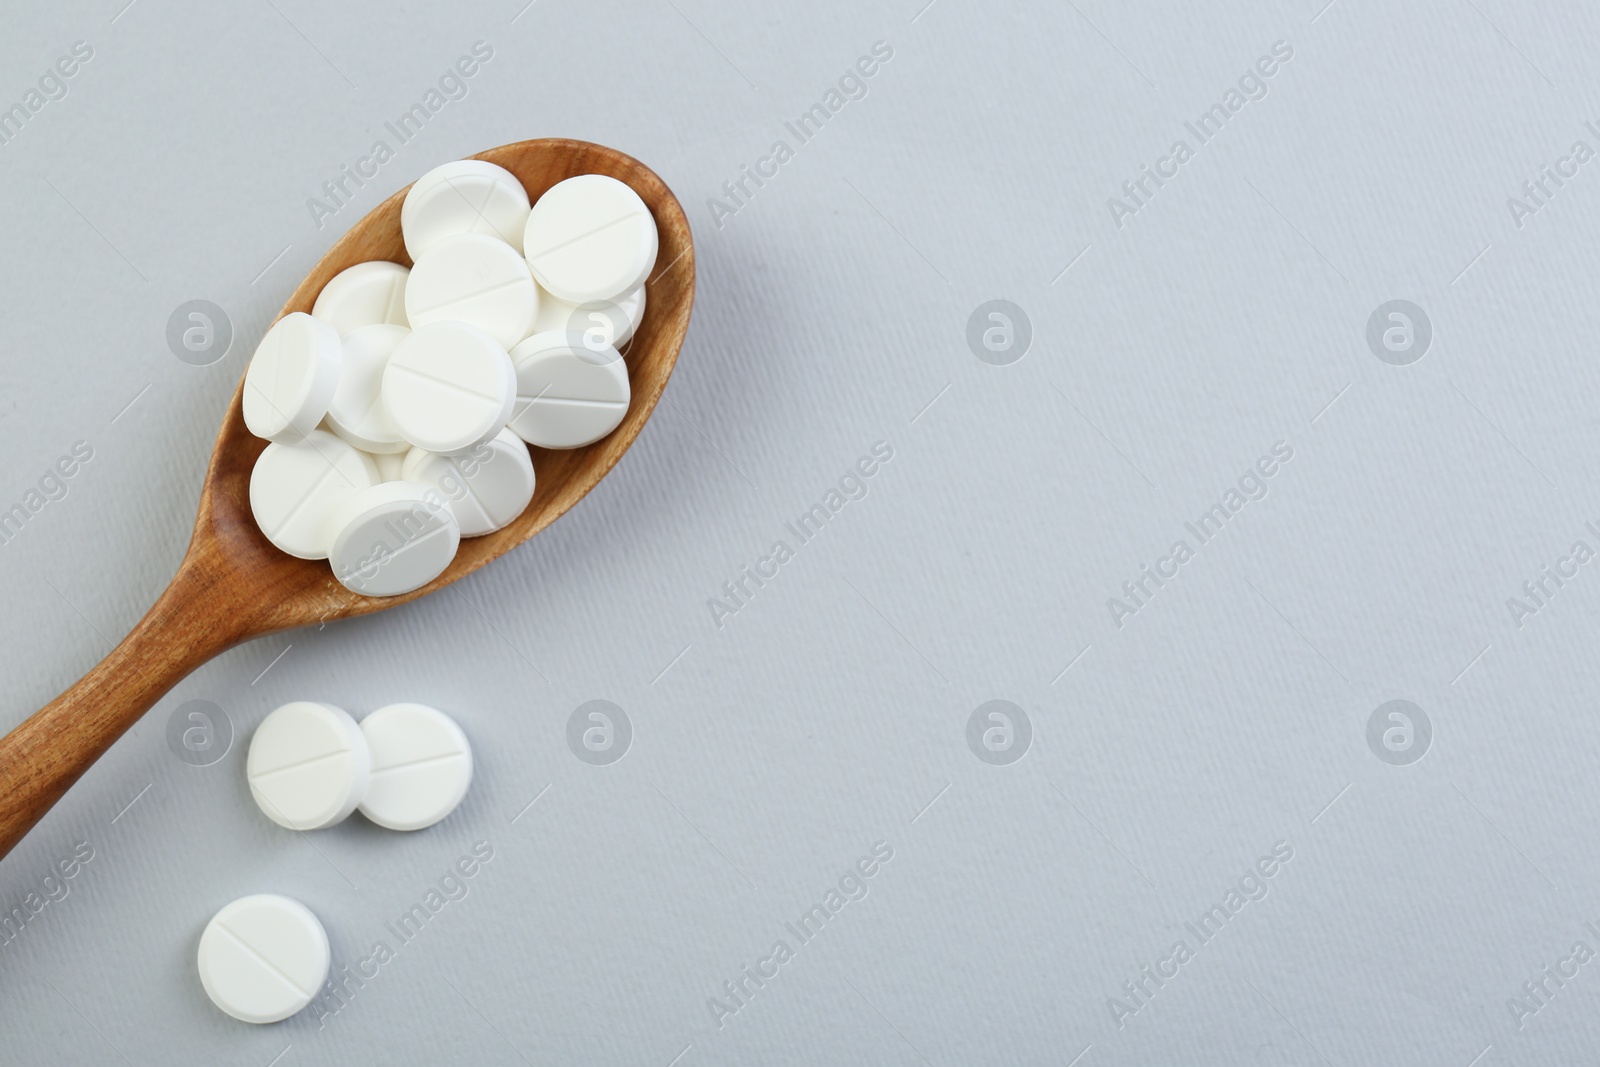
0,557,245,861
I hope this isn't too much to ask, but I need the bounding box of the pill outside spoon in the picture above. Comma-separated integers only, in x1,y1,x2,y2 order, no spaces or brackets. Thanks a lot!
0,139,694,861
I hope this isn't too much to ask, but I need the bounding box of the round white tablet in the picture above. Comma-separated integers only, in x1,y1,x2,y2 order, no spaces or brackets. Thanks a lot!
198,894,330,1024
384,321,516,454
524,174,658,304
327,481,461,596
247,701,370,831
324,324,409,454
402,428,535,537
402,160,530,259
530,282,646,351
358,703,473,831
372,449,407,482
405,233,538,349
506,332,630,449
249,429,379,560
242,313,342,443
310,261,410,336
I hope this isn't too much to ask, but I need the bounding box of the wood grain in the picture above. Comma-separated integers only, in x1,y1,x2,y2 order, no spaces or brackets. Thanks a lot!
0,138,694,861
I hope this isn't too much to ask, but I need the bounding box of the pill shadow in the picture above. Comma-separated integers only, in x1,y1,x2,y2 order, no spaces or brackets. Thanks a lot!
495,221,782,608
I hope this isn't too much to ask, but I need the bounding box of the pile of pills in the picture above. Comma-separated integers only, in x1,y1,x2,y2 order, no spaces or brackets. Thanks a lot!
243,160,659,597
197,700,473,1023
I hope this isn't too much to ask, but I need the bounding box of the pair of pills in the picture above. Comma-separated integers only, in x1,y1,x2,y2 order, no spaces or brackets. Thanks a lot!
246,701,472,832
244,159,658,597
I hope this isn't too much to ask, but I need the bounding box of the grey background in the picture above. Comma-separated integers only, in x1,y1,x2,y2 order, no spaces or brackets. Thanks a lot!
1,0,1597,1063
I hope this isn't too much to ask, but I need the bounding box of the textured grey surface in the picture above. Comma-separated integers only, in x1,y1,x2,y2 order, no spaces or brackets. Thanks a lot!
2,0,1600,1064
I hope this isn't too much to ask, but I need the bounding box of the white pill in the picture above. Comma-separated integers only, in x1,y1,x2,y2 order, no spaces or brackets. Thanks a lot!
384,321,516,454
405,233,538,349
242,313,342,443
372,449,407,482
358,703,473,831
402,160,530,259
327,481,461,597
310,261,410,336
247,701,370,831
249,429,379,560
197,894,330,1024
506,332,630,449
324,324,409,454
530,282,646,351
402,428,535,537
524,174,657,304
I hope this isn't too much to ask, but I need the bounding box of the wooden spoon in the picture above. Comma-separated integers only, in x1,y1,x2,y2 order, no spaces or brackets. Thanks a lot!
0,138,694,861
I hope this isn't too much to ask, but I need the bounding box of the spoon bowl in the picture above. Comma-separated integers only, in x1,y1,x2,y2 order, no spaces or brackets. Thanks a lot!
0,138,694,860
